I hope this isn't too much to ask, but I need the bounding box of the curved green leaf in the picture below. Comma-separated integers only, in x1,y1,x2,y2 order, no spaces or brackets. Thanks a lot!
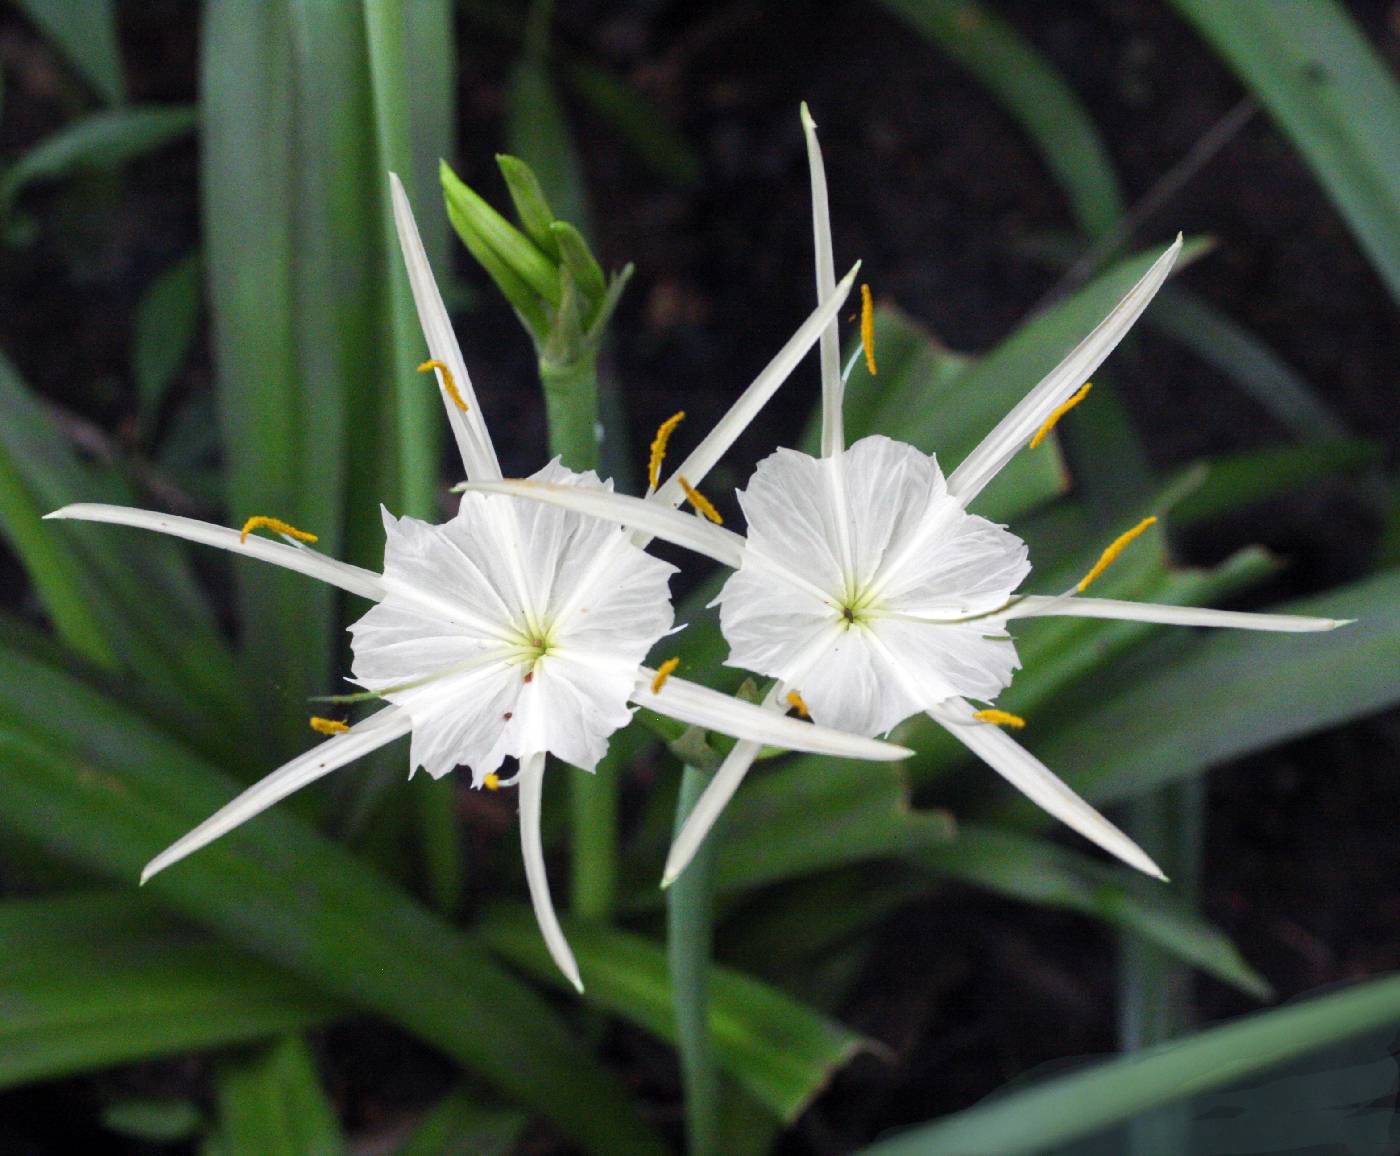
0,892,340,1089
1169,0,1400,302
913,826,1271,1000
879,0,1123,237
862,970,1400,1155
480,904,869,1123
0,641,665,1155
11,0,124,105
1,105,195,208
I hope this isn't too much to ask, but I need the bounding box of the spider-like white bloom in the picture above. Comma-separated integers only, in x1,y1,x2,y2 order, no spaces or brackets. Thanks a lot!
463,106,1349,888
46,174,910,991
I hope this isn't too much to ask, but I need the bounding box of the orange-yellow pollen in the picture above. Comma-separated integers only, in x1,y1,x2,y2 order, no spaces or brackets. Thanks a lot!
786,689,810,717
973,709,1025,729
647,410,686,490
1077,516,1158,592
309,716,349,735
240,516,318,545
860,284,877,376
418,359,469,412
651,657,680,694
484,773,501,791
678,476,723,524
1029,381,1093,449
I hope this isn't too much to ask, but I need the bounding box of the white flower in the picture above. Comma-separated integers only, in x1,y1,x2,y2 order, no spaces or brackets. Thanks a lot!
462,106,1350,888
716,434,1030,738
45,174,909,991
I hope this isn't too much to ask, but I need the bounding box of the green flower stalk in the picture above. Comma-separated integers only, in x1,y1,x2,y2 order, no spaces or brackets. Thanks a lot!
440,155,631,472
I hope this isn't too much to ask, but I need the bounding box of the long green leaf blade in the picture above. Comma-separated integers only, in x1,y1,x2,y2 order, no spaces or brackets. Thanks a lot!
0,892,340,1089
0,105,195,209
202,1,332,756
1169,0,1400,302
0,643,664,1155
11,0,124,104
862,970,1400,1155
211,1035,345,1156
480,904,868,1123
913,826,1271,1000
879,0,1123,237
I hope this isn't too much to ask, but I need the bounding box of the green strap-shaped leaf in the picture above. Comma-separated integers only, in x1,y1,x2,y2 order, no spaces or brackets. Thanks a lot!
0,105,196,209
913,826,1271,1000
0,892,340,1090
0,641,665,1155
879,0,1123,237
211,1035,345,1156
202,1,335,758
0,353,247,756
396,1088,526,1156
479,904,869,1123
1171,439,1379,528
1169,0,1400,303
1149,285,1349,440
132,250,202,430
11,0,124,105
861,970,1400,1155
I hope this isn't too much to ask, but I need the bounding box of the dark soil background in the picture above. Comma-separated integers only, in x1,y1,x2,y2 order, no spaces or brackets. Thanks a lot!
1,1,1398,1152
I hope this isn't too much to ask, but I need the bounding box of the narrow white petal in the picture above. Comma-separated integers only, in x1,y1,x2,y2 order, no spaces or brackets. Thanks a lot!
663,737,761,888
458,479,748,569
800,103,844,457
1005,595,1350,632
930,698,1165,880
650,263,858,511
948,236,1183,504
46,503,385,601
388,173,502,482
141,706,412,883
634,670,912,761
516,752,583,992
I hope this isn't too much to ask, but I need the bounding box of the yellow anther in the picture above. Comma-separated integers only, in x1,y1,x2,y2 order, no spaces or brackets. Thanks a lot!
973,709,1026,729
678,476,723,524
484,773,502,791
240,516,318,545
1077,516,1158,593
418,359,469,412
647,410,686,490
651,657,680,694
309,716,349,735
860,284,877,376
1029,381,1093,449
786,689,810,718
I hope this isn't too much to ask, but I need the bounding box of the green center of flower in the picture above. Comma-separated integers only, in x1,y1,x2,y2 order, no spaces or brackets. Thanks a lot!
835,584,881,630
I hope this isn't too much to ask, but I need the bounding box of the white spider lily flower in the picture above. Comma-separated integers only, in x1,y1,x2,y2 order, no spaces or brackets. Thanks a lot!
467,108,1350,888
45,175,904,993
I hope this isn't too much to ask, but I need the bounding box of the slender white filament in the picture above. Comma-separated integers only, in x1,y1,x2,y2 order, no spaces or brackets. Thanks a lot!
45,504,385,601
141,706,413,883
948,236,1182,504
1005,595,1349,632
930,698,1164,879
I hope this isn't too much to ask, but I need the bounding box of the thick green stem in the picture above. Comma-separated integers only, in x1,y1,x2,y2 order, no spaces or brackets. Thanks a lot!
364,0,457,914
540,355,601,470
541,353,616,922
668,765,720,1156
